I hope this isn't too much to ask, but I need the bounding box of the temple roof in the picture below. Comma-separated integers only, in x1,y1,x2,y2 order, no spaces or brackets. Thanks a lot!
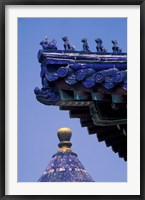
35,46,127,161
38,128,94,182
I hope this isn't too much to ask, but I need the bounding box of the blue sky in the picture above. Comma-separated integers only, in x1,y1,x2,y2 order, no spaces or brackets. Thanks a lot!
18,18,127,182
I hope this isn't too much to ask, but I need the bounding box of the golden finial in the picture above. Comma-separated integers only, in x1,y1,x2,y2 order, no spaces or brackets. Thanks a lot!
57,127,72,152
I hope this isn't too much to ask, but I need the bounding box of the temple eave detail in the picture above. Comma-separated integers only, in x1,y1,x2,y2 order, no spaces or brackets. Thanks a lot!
35,47,127,161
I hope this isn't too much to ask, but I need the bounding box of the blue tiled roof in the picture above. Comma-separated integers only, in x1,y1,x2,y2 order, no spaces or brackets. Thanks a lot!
34,47,127,161
38,152,94,182
38,127,94,182
35,50,127,106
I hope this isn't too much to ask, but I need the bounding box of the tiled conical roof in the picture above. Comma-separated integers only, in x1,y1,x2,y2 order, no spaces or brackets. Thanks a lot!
38,128,94,182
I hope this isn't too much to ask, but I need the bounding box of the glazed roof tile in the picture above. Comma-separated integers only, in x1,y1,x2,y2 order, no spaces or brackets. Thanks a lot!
38,128,94,182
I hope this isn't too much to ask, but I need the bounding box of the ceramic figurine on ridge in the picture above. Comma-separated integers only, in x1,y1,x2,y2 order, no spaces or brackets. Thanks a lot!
95,38,107,53
81,38,91,53
112,40,122,53
40,36,57,50
62,36,75,51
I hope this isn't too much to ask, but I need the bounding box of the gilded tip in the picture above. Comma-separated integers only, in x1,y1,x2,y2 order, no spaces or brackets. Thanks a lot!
57,127,72,142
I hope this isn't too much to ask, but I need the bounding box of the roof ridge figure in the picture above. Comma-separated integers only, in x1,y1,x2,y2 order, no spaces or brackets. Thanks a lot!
39,36,124,53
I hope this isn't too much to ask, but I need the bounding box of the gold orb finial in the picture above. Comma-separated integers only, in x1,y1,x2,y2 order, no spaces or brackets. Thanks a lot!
57,127,72,142
57,127,72,152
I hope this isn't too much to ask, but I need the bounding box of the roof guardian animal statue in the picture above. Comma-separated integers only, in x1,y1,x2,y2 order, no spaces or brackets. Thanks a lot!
40,36,57,50
81,38,91,52
95,38,107,53
62,36,75,51
112,40,122,53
